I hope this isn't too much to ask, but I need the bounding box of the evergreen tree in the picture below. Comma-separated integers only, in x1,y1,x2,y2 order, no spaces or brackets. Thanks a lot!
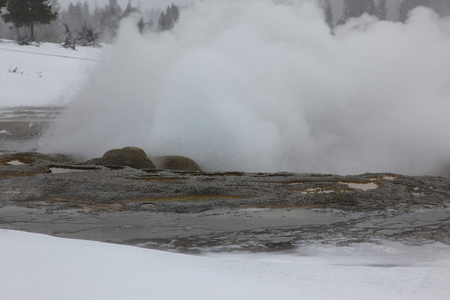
122,1,140,18
100,0,122,41
170,4,179,22
82,1,89,21
122,1,150,33
66,2,83,27
376,0,387,20
157,11,168,31
158,4,179,32
37,0,61,43
91,5,103,32
137,17,145,33
398,0,450,21
323,0,333,28
343,0,377,20
399,0,442,22
435,0,450,17
2,0,58,42
50,0,60,13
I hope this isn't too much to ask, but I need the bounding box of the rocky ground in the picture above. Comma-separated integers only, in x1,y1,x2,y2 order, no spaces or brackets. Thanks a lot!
1,150,449,253
1,106,449,253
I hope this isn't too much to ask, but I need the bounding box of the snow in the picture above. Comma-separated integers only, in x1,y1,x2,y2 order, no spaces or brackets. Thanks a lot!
1,229,449,300
0,39,105,107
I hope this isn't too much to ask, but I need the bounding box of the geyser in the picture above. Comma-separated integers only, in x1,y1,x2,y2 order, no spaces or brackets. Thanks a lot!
41,0,450,175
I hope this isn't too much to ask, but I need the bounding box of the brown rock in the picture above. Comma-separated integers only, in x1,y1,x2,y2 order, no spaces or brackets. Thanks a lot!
86,147,155,169
153,155,202,172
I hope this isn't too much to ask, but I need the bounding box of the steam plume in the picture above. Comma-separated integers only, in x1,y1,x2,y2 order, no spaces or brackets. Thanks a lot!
42,0,450,174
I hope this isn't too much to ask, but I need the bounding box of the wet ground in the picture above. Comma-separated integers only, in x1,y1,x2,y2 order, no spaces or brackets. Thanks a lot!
1,106,450,253
0,106,63,152
1,204,449,253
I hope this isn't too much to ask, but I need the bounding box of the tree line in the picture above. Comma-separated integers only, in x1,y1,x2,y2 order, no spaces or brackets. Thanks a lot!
322,0,450,28
1,0,449,46
0,0,180,46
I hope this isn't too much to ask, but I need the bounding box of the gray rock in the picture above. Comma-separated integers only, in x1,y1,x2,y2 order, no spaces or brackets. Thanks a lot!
2,150,450,253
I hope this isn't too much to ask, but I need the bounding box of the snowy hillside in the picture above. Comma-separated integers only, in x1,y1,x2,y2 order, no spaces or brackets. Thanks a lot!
1,229,450,300
0,39,104,107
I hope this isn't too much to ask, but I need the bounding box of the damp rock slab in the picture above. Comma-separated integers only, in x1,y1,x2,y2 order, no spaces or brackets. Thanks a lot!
1,151,450,253
1,152,449,214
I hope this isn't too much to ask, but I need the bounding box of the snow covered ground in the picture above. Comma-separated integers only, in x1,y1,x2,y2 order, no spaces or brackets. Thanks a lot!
0,39,104,107
1,229,450,300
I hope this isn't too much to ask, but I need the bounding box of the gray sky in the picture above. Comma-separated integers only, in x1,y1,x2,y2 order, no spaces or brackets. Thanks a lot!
57,0,195,10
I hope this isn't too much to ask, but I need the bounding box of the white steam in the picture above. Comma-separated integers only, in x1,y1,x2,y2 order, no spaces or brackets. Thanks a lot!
42,0,450,174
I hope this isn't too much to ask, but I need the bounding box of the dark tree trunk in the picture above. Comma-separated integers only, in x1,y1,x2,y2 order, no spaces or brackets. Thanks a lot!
30,22,34,40
15,26,20,40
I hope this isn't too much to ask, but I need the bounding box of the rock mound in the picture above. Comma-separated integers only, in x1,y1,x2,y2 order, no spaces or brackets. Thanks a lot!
153,155,202,172
86,147,155,169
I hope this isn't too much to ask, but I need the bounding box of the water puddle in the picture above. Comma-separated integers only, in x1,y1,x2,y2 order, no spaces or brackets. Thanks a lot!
201,208,350,230
50,167,90,174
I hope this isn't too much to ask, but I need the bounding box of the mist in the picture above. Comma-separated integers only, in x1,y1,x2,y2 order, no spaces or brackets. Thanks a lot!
41,0,450,175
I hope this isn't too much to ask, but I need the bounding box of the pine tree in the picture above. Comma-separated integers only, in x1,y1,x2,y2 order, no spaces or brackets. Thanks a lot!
435,0,450,17
82,1,89,20
2,0,58,42
399,0,427,22
343,0,377,20
100,0,122,41
67,2,83,27
157,4,179,32
122,1,140,18
323,0,333,28
37,0,61,43
50,0,60,13
376,0,387,20
170,4,179,22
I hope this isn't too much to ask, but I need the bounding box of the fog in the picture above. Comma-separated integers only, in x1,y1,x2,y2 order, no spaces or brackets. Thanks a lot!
42,0,450,175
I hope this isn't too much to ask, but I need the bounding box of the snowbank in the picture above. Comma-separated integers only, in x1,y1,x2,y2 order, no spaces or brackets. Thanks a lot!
1,229,449,300
0,40,104,107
